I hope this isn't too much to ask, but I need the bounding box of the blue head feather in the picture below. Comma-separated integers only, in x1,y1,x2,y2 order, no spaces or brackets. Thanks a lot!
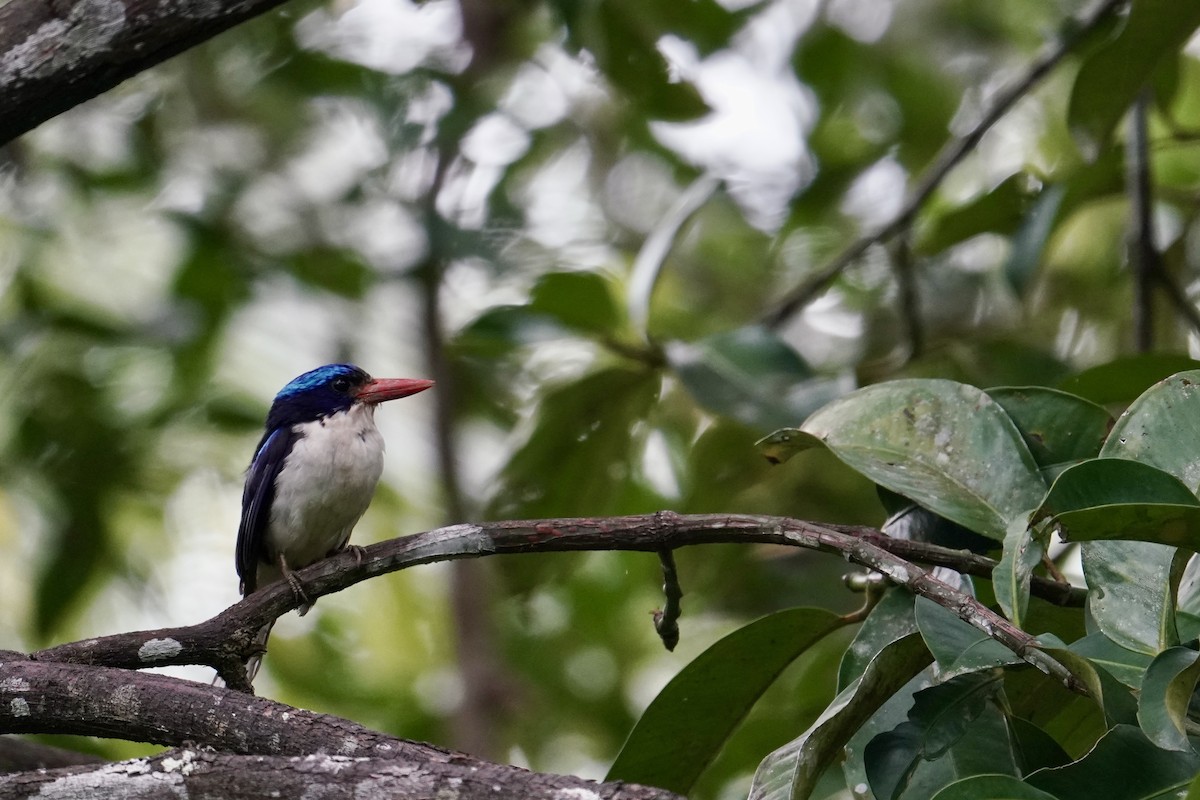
266,363,371,430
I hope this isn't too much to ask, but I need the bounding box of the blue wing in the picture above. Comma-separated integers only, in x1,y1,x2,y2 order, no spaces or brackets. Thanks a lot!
236,426,298,595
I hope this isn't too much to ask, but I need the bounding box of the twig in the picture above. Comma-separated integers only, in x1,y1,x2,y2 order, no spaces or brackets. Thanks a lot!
1127,88,1157,351
1152,266,1200,339
763,0,1126,328
653,549,682,651
628,174,721,340
1124,88,1200,341
890,231,923,360
25,513,1087,695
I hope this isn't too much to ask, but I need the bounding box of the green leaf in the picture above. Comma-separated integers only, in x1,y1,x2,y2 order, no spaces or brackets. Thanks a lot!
1009,717,1072,774
865,672,1005,799
916,174,1034,256
486,367,659,518
529,271,622,335
670,325,846,433
1041,458,1200,548
587,1,711,121
1027,724,1200,799
1058,355,1200,407
1004,184,1065,294
930,775,1059,800
286,247,372,298
1078,371,1200,654
1101,369,1200,488
755,427,825,465
1068,0,1200,159
1081,540,1186,655
985,386,1112,467
800,380,1045,540
839,588,919,691
1037,646,1139,728
914,597,1022,680
607,608,845,793
1068,634,1153,689
993,519,1043,627
748,633,933,800
1137,646,1200,752
871,699,1023,800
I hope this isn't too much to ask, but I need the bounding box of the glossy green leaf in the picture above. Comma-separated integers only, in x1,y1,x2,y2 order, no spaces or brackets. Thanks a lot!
1008,717,1072,774
843,673,932,799
607,607,845,793
914,597,1022,680
1027,724,1200,799
1101,370,1200,488
755,427,824,465
985,386,1111,467
1068,0,1200,158
1078,371,1200,655
872,699,1023,800
839,588,919,691
1137,646,1200,752
1081,541,1186,655
1037,646,1138,728
529,271,622,334
670,325,846,433
865,672,1004,799
993,519,1043,627
1058,355,1200,407
800,380,1045,540
748,633,932,800
1044,458,1200,511
930,775,1058,800
1068,634,1153,689
1187,771,1200,800
1041,458,1200,548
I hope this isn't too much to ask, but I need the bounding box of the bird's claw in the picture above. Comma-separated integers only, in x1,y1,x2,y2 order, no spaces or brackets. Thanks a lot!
284,570,310,606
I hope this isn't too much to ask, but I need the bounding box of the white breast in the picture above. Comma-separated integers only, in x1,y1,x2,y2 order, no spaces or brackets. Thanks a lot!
264,403,385,576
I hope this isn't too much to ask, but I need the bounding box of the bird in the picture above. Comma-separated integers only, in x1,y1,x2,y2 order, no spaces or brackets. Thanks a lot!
235,363,433,681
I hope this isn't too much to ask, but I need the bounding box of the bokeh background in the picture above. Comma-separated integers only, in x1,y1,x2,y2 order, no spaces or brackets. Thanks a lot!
2,0,1199,798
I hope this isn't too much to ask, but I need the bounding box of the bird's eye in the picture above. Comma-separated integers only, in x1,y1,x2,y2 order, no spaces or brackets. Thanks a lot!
331,377,352,393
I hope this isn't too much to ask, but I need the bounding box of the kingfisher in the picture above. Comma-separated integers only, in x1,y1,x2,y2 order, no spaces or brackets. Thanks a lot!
236,363,433,678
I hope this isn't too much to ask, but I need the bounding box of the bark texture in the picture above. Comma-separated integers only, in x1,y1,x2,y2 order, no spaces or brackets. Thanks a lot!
0,747,681,799
0,0,292,145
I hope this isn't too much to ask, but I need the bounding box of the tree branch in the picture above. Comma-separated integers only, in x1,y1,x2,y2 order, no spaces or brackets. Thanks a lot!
1,658,440,758
763,0,1126,328
0,746,679,800
22,513,1085,688
0,0,298,146
0,737,104,774
0,659,681,799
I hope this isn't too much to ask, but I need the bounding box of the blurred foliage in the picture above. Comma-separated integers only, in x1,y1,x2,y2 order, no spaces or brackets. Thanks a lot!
3,0,1200,796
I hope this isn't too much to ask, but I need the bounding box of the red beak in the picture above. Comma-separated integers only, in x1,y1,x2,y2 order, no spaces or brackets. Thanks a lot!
355,377,434,404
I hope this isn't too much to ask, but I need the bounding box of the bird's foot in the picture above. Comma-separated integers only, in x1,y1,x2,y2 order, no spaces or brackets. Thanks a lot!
278,554,310,607
345,544,368,565
284,571,310,605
